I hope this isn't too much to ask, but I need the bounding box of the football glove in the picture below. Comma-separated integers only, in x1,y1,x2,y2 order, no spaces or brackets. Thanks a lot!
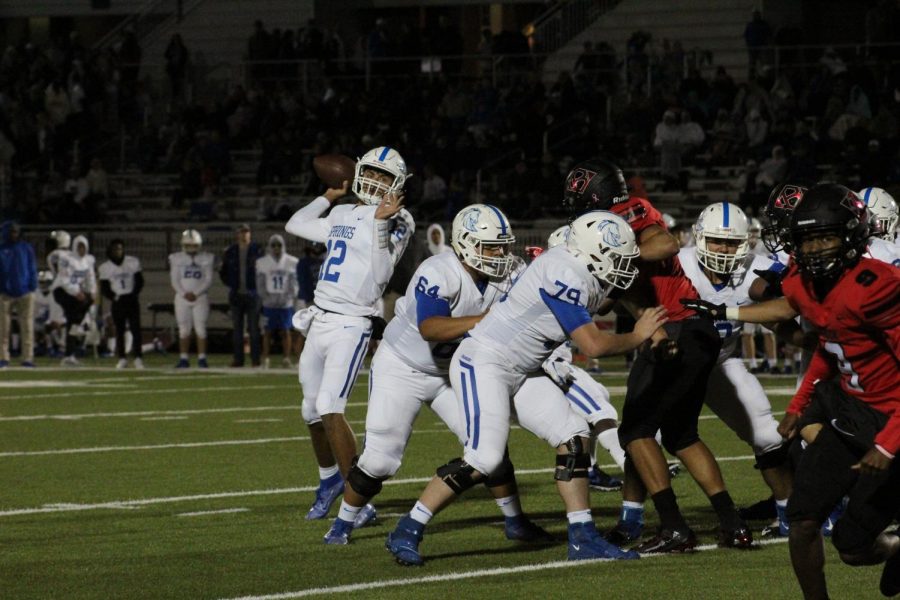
640,338,680,363
679,298,726,320
753,268,785,298
370,316,387,341
542,357,575,389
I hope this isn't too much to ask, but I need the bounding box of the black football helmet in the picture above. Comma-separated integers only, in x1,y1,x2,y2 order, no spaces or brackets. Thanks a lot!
761,183,806,254
789,183,870,280
563,158,629,220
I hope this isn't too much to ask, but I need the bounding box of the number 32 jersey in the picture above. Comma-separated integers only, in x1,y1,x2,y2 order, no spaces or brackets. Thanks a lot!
382,251,517,376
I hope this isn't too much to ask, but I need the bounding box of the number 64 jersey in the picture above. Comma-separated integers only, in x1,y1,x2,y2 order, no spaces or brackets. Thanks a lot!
381,251,520,375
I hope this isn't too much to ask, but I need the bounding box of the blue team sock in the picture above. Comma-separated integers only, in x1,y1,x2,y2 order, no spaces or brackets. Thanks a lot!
621,501,644,526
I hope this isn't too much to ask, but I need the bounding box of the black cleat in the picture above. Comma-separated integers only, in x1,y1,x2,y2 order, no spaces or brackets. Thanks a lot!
881,536,900,597
634,528,698,554
738,496,776,521
719,524,754,549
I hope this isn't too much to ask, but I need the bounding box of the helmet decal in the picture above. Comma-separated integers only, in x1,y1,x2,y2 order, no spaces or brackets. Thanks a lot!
566,168,598,195
597,220,624,248
463,208,481,233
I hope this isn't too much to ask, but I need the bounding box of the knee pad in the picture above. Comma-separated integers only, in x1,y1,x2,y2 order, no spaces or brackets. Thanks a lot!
483,449,515,488
301,397,320,425
436,457,479,494
356,444,402,480
754,442,790,470
347,460,385,498
554,436,590,481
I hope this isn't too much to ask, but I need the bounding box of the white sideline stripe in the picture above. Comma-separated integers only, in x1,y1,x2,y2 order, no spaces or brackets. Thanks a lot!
220,538,790,600
177,508,249,517
234,419,283,423
0,456,756,518
0,384,290,401
140,416,188,421
0,405,300,421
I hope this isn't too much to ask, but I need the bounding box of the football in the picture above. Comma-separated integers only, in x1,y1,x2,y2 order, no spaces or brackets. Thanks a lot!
313,154,356,189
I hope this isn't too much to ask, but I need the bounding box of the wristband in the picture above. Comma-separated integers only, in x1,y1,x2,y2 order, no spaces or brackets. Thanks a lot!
875,444,895,460
725,307,740,320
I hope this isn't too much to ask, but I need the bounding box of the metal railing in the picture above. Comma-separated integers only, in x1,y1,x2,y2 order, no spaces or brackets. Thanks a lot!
528,0,623,55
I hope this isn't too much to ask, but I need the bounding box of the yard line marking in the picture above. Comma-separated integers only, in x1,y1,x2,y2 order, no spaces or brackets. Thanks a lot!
177,508,250,517
218,538,790,600
234,419,283,423
0,380,138,389
0,384,291,401
140,416,189,421
0,456,757,518
0,405,300,421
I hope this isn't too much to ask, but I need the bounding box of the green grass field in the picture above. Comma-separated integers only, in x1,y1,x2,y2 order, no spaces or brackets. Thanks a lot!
0,355,889,599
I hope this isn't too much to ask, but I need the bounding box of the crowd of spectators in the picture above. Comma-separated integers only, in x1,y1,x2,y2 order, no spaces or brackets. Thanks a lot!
3,13,900,225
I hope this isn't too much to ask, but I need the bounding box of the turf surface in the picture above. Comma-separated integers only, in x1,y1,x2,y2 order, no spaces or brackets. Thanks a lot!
0,355,889,599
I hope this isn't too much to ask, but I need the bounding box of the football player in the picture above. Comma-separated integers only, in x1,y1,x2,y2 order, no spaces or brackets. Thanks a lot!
33,270,58,355
255,234,299,368
285,147,415,520
47,229,71,276
168,229,215,368
98,239,144,369
52,235,97,366
685,184,900,599
323,204,551,545
385,211,667,566
563,158,751,553
859,187,900,266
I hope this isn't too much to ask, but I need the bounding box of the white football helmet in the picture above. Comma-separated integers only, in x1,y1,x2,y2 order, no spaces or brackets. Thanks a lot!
353,146,409,205
181,229,202,254
859,187,898,241
694,202,750,274
566,210,640,289
661,213,677,230
547,225,569,249
451,204,515,277
38,269,54,288
51,230,71,250
748,217,762,248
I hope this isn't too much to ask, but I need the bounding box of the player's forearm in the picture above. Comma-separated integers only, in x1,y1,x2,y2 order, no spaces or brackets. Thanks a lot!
419,315,482,342
637,229,679,261
582,330,644,358
371,219,394,285
285,197,330,242
786,349,833,416
729,297,797,323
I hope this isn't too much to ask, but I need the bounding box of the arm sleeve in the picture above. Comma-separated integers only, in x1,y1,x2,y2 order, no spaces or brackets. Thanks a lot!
285,197,331,243
197,257,214,296
416,294,452,325
170,258,185,296
539,289,593,334
857,272,900,357
371,218,395,286
787,346,837,416
875,413,900,456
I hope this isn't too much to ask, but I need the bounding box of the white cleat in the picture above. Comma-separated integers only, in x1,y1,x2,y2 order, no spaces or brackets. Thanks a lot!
133,358,145,369
61,356,81,367
116,359,128,369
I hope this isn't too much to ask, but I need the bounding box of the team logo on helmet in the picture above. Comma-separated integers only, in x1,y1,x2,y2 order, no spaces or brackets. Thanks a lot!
462,208,481,233
840,190,865,213
565,168,598,196
774,185,804,210
597,220,624,247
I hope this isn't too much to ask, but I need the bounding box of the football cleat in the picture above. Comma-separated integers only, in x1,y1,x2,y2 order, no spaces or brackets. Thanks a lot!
305,473,344,520
821,503,844,538
719,524,754,549
634,528,698,554
21,361,35,368
568,521,640,561
504,515,555,543
61,356,81,367
198,357,209,369
588,466,623,492
668,462,682,479
175,358,190,369
133,358,145,369
0,360,8,368
116,359,127,369
880,535,900,597
386,515,425,566
323,518,354,545
353,504,377,529
760,518,790,538
739,496,776,521
604,519,643,546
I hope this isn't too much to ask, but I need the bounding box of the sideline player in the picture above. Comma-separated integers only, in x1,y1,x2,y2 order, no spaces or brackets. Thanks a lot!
256,234,299,368
52,235,96,366
323,204,550,544
285,147,414,519
385,211,667,565
168,229,215,368
684,184,900,598
98,239,144,369
563,158,751,553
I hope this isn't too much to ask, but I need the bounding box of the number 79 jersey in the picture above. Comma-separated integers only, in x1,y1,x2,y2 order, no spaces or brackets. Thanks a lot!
469,245,610,373
382,251,516,376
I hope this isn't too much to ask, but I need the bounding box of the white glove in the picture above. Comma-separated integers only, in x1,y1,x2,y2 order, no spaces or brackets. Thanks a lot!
291,307,316,337
542,356,575,388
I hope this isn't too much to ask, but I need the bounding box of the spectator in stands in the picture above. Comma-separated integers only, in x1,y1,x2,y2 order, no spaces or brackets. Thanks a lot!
744,107,769,151
165,34,190,107
654,109,686,190
0,221,38,368
85,158,110,206
756,144,789,188
743,10,772,74
220,223,263,368
426,223,451,256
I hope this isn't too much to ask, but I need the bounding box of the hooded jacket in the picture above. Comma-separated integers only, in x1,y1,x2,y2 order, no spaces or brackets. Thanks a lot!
52,235,97,296
0,221,38,297
426,223,452,256
255,234,299,308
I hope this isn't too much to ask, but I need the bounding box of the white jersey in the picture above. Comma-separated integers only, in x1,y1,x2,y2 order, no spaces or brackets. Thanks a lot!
469,245,610,373
98,256,142,296
256,253,300,309
382,251,517,376
168,251,215,297
47,248,68,275
751,242,789,266
52,251,97,296
285,197,414,317
866,237,900,267
679,246,780,362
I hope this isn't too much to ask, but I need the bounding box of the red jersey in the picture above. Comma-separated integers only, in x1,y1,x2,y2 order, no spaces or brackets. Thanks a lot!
784,258,900,454
610,196,698,321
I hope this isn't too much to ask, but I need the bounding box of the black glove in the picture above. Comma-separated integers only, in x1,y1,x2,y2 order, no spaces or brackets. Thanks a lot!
641,338,680,363
753,268,785,298
370,316,387,340
679,298,726,320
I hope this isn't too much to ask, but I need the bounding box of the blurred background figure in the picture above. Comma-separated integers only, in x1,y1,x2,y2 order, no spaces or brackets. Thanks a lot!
98,239,145,369
256,234,298,368
0,221,38,367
